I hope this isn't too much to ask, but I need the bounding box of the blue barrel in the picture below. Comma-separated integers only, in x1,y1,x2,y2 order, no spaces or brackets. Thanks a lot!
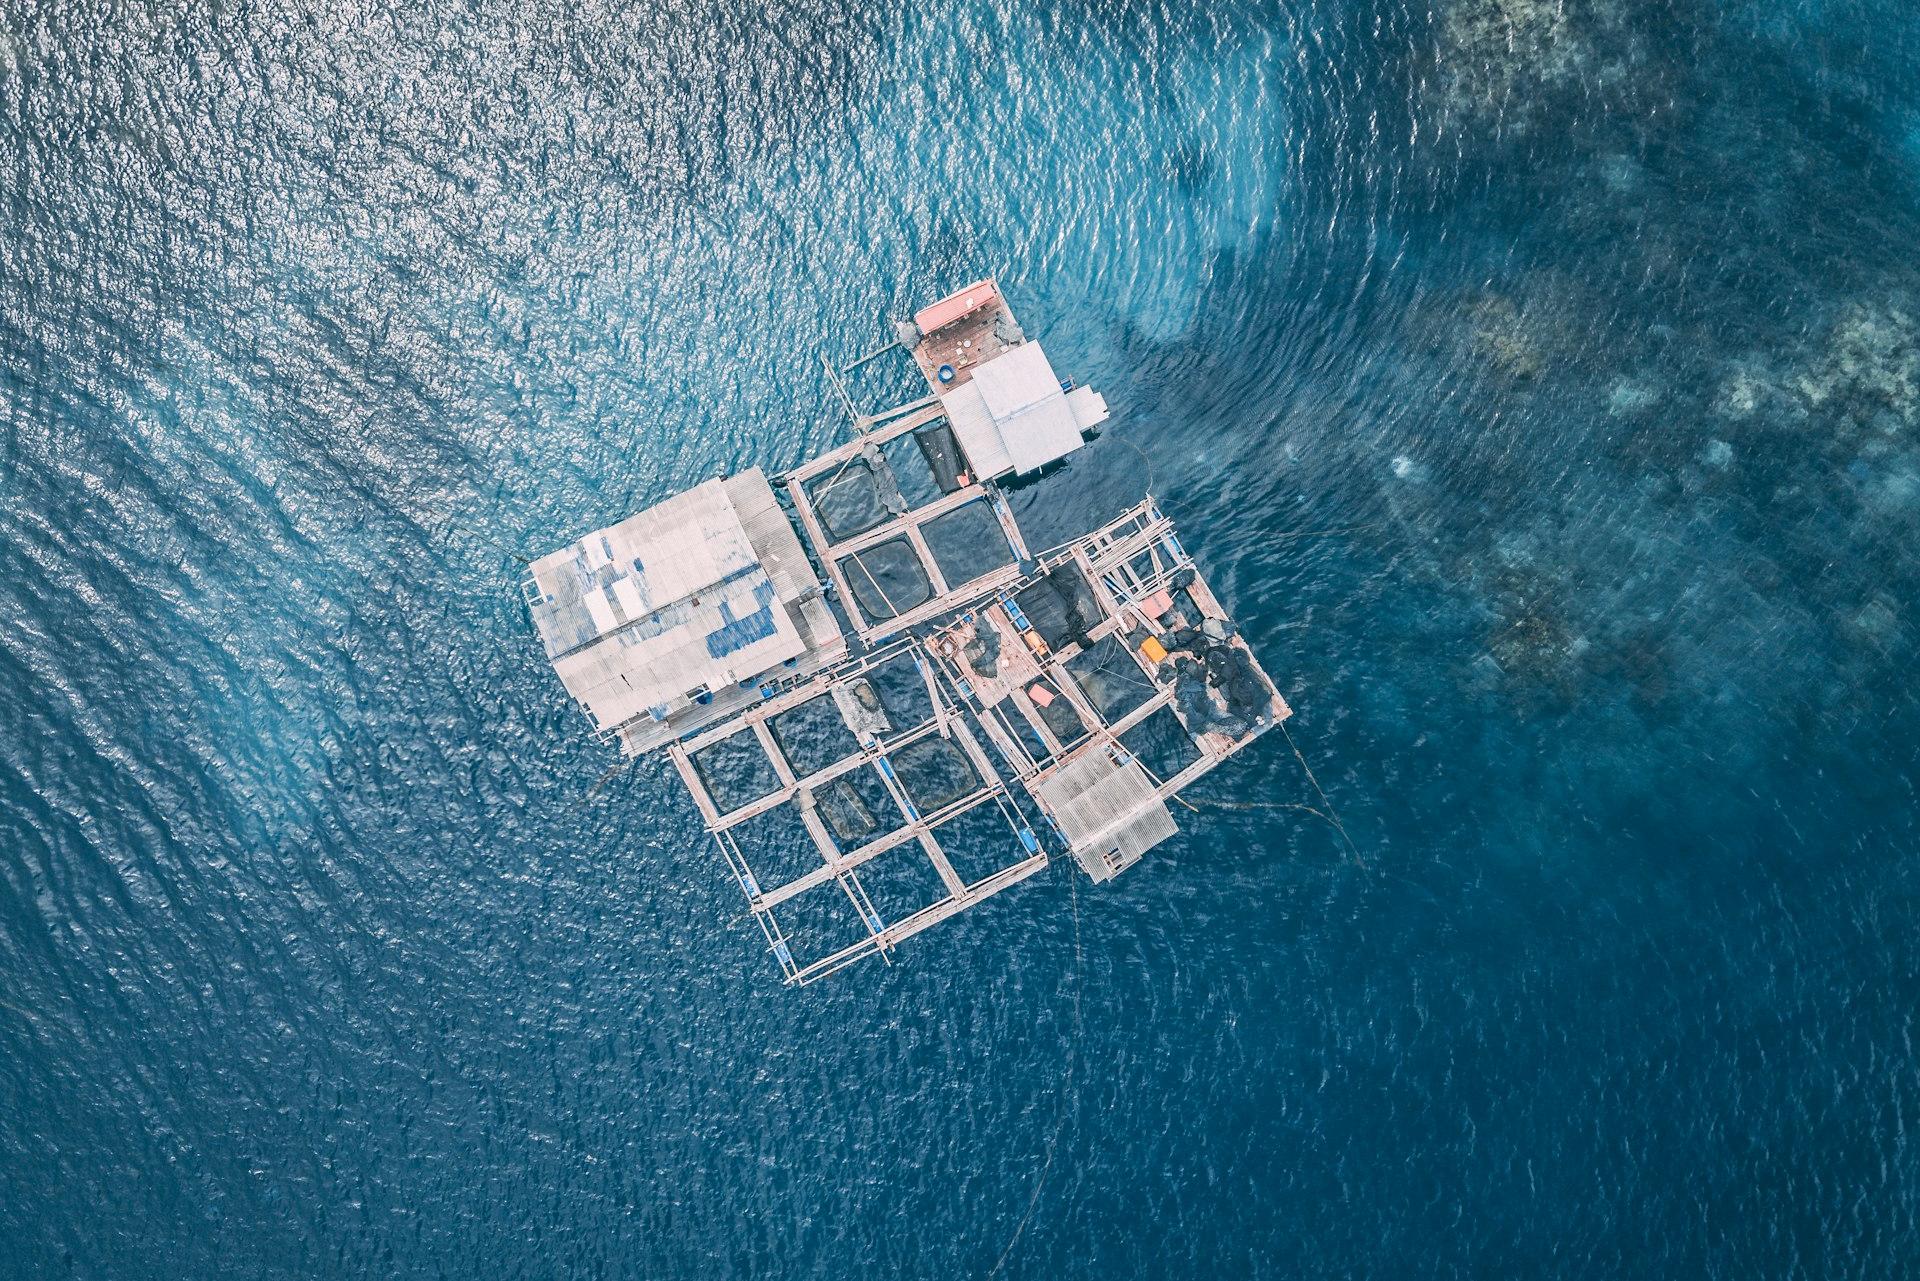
937,364,956,383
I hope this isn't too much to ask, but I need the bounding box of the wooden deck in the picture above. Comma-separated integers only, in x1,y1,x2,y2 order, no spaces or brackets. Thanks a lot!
779,403,1031,644
925,499,1291,880
910,299,1026,391
666,638,1051,985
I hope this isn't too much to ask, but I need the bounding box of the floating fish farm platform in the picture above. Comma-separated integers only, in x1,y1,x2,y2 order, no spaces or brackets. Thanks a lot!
524,279,1291,983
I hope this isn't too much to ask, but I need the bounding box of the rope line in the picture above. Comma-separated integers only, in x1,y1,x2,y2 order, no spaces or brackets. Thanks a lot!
1171,721,1365,868
1114,437,1156,496
1083,653,1158,696
1281,720,1365,867
818,446,874,495
848,549,904,619
586,755,637,801
1175,789,1343,831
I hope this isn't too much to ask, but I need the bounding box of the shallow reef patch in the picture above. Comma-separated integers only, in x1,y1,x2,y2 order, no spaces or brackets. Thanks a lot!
1433,0,1652,133
1793,301,1919,429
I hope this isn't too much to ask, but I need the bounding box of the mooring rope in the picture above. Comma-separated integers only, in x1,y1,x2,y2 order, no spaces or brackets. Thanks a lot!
586,754,637,800
1173,790,1341,828
1283,720,1365,866
985,873,1082,1279
1114,437,1156,497
817,449,874,497
1170,720,1365,868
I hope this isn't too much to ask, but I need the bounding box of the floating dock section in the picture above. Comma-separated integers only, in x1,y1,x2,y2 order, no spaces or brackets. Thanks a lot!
527,280,1289,983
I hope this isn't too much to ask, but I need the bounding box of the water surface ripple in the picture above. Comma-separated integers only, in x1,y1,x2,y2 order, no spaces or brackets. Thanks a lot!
3,0,1919,1276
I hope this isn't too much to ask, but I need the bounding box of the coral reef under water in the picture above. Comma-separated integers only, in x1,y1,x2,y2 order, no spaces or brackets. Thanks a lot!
1404,273,1612,397
1466,294,1547,379
1608,376,1660,416
1714,297,1918,434
1434,0,1647,131
1435,499,1712,724
1694,298,1920,540
1793,301,1918,429
1713,364,1774,420
1470,540,1699,723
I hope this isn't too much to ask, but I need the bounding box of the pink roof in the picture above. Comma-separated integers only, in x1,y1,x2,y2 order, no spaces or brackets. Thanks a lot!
913,278,999,336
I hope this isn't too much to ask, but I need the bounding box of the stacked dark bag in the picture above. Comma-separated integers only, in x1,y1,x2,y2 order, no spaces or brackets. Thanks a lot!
1151,568,1273,737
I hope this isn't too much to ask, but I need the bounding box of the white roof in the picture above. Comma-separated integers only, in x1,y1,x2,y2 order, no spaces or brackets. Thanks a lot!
1066,384,1110,432
937,341,1091,478
998,395,1085,474
528,477,762,657
552,568,805,729
972,342,1061,421
526,470,827,732
938,381,1012,480
1034,747,1178,880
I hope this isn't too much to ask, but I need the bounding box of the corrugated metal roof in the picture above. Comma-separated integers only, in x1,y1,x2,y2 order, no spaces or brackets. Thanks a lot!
527,476,762,661
939,341,1085,476
526,469,838,735
1065,384,1110,432
912,277,998,335
1034,747,1178,880
972,341,1060,420
724,471,817,601
938,380,1013,480
553,567,806,729
998,395,1084,474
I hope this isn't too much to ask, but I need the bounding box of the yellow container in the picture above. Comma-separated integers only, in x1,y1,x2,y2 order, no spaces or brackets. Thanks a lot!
1139,636,1169,664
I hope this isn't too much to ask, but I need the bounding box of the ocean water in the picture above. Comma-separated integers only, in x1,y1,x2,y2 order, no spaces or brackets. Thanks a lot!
3,0,1919,1276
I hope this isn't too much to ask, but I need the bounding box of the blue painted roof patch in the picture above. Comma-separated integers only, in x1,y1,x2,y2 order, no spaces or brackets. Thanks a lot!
705,576,779,658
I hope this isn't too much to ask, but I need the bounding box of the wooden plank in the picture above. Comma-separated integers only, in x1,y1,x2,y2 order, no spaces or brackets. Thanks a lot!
1105,687,1176,740
919,831,967,898
752,785,1007,909
786,852,1048,985
753,717,795,787
711,718,946,832
990,489,1030,560
782,402,944,484
858,563,1024,642
946,713,1002,790
825,483,986,559
756,825,918,910
668,744,722,827
784,474,865,631
868,393,939,424
972,702,1041,780
904,521,946,597
841,338,901,373
796,794,842,867
839,872,890,950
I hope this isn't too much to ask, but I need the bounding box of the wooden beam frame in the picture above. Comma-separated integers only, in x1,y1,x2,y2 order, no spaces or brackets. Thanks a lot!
779,404,1032,645
657,497,1290,984
670,634,1053,983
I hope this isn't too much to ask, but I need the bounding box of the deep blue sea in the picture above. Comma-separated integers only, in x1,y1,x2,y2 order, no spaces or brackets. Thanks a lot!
4,0,1919,1276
